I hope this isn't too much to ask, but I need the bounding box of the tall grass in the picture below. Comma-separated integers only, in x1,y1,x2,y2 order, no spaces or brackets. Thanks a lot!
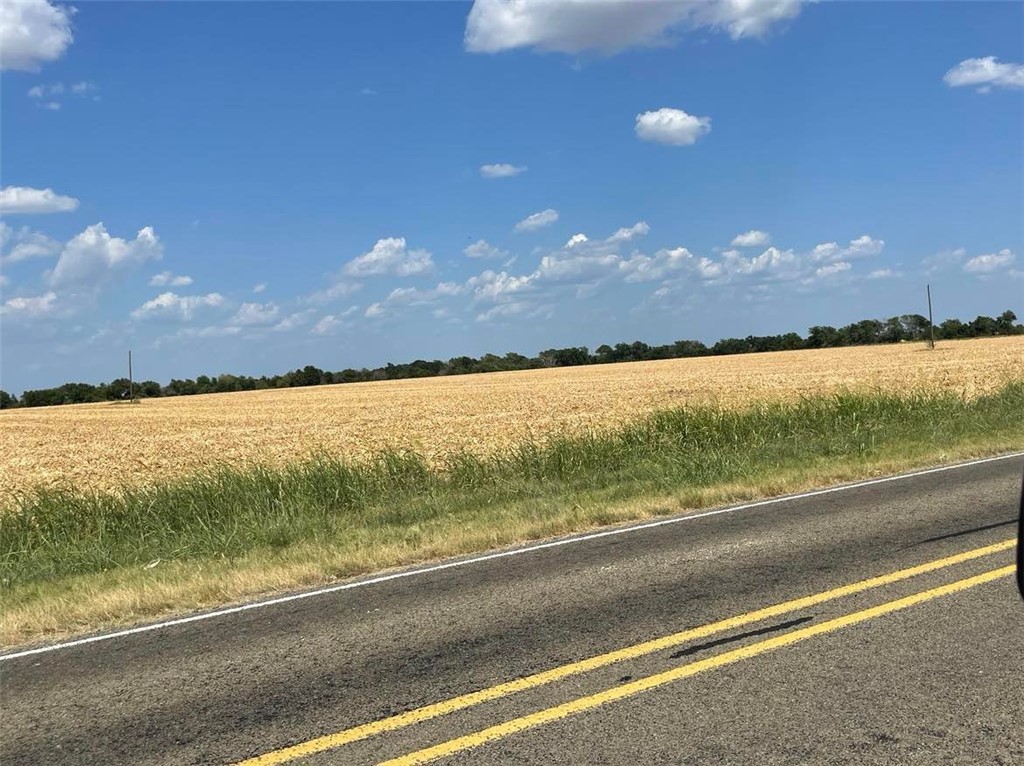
2,382,1022,591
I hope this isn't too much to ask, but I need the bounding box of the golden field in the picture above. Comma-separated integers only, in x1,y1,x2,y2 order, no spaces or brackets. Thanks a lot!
2,336,1022,503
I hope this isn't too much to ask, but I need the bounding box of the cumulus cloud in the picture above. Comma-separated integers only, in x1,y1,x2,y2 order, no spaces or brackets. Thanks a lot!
621,247,695,283
635,108,711,146
0,290,58,318
0,0,74,72
722,246,800,277
0,224,61,263
131,291,226,321
963,249,1016,274
48,223,162,287
252,282,267,294
464,0,804,54
812,235,884,262
480,163,527,178
306,280,361,305
944,57,1024,92
813,261,852,279
607,221,650,244
149,270,193,287
514,208,559,232
231,301,280,326
464,239,508,259
731,229,771,248
343,237,433,277
312,314,345,334
0,185,79,214
272,309,317,332
365,282,467,319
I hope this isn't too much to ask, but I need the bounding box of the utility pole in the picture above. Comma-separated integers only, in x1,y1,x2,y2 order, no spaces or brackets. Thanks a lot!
926,284,935,349
128,350,134,402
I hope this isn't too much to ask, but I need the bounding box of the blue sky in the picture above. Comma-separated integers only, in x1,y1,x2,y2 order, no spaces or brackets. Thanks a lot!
1,0,1022,394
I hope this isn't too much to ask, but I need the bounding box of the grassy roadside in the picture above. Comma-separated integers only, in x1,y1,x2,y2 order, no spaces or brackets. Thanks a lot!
2,382,1022,648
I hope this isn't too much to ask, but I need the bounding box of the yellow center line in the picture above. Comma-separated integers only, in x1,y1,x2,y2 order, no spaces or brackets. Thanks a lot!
381,565,1015,766
236,539,1014,766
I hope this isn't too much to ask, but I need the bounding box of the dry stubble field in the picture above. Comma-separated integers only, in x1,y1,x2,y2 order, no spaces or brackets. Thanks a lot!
2,336,1022,505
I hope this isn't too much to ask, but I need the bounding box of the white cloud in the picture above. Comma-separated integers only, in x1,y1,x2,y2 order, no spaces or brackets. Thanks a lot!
813,260,852,279
0,185,79,214
0,0,74,72
0,224,61,263
27,82,62,98
565,233,589,248
48,223,162,287
149,270,193,287
464,0,803,54
252,282,267,293
731,229,770,248
366,282,467,319
621,247,694,283
844,235,885,258
514,208,559,232
231,301,280,326
28,80,97,109
635,108,711,146
812,235,884,262
272,309,317,332
867,269,896,280
963,249,1016,274
312,314,343,334
0,290,58,318
131,291,226,321
466,269,536,303
343,237,433,277
922,247,966,274
464,239,508,259
607,221,650,244
480,163,527,178
306,280,361,305
0,274,8,288
722,246,799,277
944,57,1024,92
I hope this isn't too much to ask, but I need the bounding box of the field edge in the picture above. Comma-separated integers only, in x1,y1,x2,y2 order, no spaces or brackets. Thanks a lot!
2,429,1021,649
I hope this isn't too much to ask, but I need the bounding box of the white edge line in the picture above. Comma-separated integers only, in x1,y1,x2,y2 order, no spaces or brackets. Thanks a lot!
2,452,1020,662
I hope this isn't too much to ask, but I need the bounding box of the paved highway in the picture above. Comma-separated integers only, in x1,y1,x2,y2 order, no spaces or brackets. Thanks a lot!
2,454,1022,765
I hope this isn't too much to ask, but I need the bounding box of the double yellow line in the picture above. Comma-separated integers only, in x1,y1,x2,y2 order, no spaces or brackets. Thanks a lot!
239,539,1016,766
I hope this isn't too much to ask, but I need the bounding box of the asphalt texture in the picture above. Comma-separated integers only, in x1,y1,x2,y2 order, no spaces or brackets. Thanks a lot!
2,455,1023,765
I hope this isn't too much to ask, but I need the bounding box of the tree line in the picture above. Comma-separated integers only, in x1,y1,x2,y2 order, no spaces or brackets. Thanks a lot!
1,309,1019,409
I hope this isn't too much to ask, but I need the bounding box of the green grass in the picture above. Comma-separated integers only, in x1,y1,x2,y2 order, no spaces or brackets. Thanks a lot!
2,381,1022,646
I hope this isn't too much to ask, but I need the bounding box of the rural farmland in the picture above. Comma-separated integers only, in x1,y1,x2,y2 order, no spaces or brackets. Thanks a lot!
2,336,1022,504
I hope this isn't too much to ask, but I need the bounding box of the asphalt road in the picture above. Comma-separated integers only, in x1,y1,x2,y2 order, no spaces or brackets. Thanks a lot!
2,455,1023,765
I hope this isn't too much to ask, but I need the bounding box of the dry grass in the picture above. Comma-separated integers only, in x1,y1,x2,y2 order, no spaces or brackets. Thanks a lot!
2,336,1023,502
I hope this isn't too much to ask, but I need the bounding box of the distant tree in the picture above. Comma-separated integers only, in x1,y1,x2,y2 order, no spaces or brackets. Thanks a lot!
880,317,906,344
806,325,839,348
969,315,998,337
899,314,931,341
105,378,133,400
671,340,708,357
995,310,1018,334
0,390,17,409
938,318,967,340
137,380,162,398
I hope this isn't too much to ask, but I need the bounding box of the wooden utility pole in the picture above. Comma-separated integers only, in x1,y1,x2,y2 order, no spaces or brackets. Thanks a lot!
128,350,134,402
926,284,935,349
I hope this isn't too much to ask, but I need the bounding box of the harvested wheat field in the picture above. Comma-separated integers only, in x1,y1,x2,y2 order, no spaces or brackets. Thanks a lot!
2,336,1022,503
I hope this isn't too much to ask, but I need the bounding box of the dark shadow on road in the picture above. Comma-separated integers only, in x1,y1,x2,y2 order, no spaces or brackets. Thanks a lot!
669,615,814,659
904,518,1017,548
